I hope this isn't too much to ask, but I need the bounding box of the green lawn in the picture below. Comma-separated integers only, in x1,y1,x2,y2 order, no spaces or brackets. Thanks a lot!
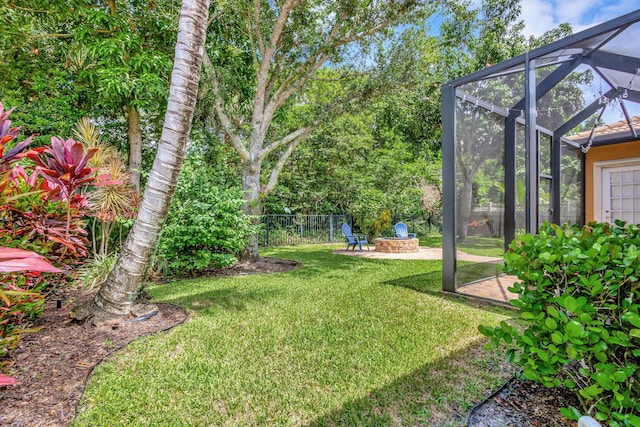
421,235,505,258
73,244,513,427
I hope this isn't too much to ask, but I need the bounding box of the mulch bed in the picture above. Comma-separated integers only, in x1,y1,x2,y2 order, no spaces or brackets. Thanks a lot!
0,291,187,427
1,256,582,427
468,376,583,427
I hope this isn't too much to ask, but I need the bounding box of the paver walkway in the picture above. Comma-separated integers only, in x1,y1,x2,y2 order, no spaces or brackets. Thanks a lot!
334,246,500,263
457,275,519,305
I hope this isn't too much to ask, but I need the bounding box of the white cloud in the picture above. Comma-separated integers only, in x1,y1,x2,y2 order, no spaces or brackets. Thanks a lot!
520,0,557,38
556,0,600,26
520,0,639,38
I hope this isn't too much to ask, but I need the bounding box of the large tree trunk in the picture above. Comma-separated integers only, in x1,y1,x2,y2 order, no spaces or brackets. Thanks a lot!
457,178,473,243
241,160,262,260
78,0,210,319
127,105,142,191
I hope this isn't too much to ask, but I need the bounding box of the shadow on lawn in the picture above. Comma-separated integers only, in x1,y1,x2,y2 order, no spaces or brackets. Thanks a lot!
384,272,511,315
272,250,383,278
152,250,383,311
153,285,284,313
306,336,512,427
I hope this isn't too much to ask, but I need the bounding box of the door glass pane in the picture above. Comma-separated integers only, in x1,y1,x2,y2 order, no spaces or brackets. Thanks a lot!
622,171,633,184
611,172,620,184
604,164,640,225
612,186,621,197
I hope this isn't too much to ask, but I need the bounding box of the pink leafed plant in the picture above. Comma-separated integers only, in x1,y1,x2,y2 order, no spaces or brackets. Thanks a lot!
26,137,99,202
0,247,63,273
0,247,61,387
0,103,34,171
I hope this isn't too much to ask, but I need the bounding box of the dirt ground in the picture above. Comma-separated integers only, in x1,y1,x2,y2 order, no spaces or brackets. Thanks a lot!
1,256,581,427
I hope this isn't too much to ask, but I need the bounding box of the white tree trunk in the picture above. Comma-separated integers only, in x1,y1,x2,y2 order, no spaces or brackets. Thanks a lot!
88,0,211,317
457,178,473,243
241,161,262,259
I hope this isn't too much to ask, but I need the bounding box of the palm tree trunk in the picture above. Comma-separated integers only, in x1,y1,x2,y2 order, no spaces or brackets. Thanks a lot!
85,0,210,318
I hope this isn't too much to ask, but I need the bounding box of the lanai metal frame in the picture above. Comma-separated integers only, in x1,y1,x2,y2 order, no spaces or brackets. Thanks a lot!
442,9,640,293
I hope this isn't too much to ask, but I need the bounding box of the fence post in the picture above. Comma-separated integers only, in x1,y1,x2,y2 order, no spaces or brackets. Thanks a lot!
299,219,303,244
329,214,334,242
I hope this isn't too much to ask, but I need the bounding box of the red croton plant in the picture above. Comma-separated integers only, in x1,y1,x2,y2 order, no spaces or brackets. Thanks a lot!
0,102,116,386
0,104,34,172
0,247,62,386
27,136,100,202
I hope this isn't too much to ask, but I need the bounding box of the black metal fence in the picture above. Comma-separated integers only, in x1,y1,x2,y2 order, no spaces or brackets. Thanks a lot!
259,214,351,246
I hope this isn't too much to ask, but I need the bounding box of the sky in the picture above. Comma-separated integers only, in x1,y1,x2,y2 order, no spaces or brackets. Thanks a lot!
520,0,639,37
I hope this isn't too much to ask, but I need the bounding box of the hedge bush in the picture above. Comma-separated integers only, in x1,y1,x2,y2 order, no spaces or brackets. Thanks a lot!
156,157,254,274
480,221,640,426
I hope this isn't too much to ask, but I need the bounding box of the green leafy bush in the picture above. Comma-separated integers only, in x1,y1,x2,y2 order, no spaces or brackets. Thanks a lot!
480,221,640,426
352,187,394,239
156,158,254,274
365,209,392,239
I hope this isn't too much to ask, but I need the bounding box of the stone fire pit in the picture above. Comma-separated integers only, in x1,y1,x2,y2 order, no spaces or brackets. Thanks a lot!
374,237,419,253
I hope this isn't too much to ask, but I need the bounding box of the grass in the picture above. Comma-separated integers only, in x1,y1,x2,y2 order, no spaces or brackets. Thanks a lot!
421,235,505,258
73,244,513,427
458,237,505,258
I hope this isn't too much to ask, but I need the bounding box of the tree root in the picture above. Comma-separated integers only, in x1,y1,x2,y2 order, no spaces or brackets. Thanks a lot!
70,298,158,326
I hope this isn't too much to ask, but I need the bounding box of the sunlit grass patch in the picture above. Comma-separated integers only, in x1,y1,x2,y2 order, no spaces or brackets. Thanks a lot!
73,244,513,426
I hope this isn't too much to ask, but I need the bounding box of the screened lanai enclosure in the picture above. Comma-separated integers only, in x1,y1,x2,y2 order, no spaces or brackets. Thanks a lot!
442,9,640,295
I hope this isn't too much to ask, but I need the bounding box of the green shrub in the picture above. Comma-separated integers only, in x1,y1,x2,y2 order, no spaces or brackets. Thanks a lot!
480,221,640,426
77,253,118,290
352,188,393,239
366,209,392,238
156,158,254,274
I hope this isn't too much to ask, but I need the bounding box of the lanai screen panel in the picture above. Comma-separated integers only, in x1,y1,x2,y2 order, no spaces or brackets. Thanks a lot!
560,144,583,225
590,22,640,92
538,64,593,131
453,70,526,286
516,123,527,231
539,133,553,224
454,100,505,286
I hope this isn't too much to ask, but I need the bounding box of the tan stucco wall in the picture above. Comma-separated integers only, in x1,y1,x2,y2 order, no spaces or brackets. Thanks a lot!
585,141,640,222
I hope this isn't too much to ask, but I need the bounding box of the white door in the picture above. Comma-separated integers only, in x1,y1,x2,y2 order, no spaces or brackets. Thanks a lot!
602,164,640,224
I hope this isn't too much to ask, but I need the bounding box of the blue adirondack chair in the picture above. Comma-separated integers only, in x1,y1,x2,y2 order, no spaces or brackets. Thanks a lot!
342,223,369,251
394,222,417,238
